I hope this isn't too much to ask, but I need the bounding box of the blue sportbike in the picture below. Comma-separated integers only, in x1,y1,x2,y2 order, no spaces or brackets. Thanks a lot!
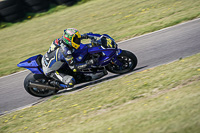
17,33,137,97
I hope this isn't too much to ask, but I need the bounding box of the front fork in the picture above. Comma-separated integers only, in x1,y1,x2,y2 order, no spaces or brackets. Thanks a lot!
111,49,123,66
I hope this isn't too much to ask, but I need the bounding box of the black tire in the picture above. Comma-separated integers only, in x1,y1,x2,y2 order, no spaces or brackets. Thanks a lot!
52,0,70,5
106,50,138,74
51,0,77,5
0,0,16,10
31,3,49,12
0,0,25,22
0,4,22,16
23,0,43,6
66,1,76,6
2,11,25,22
22,0,49,12
24,73,58,97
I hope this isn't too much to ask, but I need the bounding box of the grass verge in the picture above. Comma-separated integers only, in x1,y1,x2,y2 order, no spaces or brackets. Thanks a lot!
1,53,200,133
0,0,200,77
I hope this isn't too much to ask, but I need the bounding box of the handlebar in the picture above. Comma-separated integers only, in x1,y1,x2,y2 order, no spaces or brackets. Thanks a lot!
87,35,101,47
86,33,117,48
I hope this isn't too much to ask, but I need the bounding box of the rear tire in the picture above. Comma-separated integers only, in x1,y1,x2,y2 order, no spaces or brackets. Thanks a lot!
106,50,137,74
24,73,58,97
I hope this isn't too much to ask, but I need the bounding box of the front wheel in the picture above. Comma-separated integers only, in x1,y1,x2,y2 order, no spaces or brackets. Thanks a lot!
24,73,58,97
106,50,137,74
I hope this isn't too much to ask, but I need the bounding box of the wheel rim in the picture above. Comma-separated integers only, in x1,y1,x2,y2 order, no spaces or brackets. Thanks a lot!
110,55,134,72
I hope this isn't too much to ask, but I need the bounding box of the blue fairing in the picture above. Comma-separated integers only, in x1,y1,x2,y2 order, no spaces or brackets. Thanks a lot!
17,54,43,74
72,44,88,62
72,33,121,66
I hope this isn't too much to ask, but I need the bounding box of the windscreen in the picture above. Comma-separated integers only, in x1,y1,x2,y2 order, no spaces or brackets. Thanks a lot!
101,37,116,48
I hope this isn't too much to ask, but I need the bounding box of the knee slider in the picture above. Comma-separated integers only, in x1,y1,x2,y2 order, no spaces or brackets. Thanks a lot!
67,78,75,87
62,76,75,87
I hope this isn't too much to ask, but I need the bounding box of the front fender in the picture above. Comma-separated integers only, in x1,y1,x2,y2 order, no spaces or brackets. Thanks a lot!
97,48,121,66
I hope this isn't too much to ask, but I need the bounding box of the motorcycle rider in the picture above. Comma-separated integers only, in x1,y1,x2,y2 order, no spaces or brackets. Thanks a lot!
41,28,94,88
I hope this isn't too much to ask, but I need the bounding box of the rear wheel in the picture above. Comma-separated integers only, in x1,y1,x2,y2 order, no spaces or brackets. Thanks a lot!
24,73,58,97
106,50,137,74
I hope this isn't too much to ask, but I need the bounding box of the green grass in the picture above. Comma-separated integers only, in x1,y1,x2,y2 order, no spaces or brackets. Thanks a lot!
1,53,200,133
0,0,200,77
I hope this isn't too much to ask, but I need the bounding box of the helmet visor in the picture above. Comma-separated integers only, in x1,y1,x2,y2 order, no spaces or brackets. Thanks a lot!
73,34,81,44
72,31,81,49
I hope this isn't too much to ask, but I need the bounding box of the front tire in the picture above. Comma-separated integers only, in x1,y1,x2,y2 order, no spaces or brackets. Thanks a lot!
106,50,137,74
24,73,58,97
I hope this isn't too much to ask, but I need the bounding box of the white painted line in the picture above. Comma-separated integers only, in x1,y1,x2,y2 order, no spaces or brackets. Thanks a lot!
0,70,28,79
118,17,200,44
0,98,48,116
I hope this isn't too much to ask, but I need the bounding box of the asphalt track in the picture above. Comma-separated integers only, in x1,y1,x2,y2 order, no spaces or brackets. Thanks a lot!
0,18,200,115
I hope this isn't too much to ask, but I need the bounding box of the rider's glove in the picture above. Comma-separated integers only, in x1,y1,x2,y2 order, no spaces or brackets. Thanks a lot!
81,33,89,39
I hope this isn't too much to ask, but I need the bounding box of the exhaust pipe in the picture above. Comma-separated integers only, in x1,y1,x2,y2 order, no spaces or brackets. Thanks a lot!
29,82,58,90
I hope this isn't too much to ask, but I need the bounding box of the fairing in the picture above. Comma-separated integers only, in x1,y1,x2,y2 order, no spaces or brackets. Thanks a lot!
17,54,43,74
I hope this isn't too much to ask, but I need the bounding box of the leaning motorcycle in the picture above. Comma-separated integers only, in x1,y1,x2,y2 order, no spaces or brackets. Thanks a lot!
17,33,138,97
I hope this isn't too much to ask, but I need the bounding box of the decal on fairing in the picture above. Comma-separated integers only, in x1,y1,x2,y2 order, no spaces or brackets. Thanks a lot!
106,38,112,48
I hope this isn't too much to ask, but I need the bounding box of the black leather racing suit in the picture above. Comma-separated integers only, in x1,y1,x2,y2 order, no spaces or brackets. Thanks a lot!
41,37,93,88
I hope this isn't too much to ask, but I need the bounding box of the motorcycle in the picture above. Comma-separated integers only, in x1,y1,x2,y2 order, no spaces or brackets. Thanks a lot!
17,33,137,97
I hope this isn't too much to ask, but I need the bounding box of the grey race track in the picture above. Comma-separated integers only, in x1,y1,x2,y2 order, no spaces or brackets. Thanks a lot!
0,18,200,115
